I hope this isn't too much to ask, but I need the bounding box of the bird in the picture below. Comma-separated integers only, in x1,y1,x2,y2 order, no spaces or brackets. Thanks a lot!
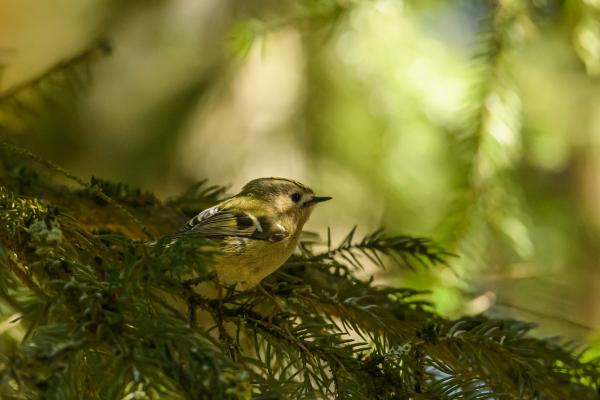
175,177,331,290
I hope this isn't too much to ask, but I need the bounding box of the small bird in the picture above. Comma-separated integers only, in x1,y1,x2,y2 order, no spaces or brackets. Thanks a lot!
176,177,331,290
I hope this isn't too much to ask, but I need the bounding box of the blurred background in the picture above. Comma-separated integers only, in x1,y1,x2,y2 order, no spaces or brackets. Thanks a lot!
1,0,599,346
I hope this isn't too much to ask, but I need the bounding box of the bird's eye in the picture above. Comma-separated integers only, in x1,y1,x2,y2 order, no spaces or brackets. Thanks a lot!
290,192,301,203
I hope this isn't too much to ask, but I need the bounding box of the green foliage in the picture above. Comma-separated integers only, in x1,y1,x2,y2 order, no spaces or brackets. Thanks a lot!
2,1,600,399
0,151,598,399
296,227,453,271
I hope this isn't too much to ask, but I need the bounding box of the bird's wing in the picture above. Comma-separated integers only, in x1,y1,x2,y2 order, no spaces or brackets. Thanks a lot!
176,206,289,242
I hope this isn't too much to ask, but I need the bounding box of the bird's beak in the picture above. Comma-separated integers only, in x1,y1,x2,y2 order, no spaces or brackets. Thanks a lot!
306,195,332,206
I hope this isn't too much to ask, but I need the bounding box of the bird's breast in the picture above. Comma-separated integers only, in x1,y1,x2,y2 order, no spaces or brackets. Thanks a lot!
214,234,299,289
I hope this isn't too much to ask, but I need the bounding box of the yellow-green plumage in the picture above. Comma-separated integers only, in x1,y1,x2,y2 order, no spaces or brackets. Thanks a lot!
177,178,331,290
216,229,301,289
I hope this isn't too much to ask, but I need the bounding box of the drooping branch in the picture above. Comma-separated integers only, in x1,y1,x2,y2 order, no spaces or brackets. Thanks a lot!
0,39,111,102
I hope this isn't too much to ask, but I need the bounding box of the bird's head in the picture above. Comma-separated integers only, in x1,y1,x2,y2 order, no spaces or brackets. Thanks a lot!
240,177,331,226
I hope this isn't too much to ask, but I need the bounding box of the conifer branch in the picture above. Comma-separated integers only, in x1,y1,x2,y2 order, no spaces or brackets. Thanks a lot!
0,141,154,240
0,157,598,398
295,227,453,271
0,39,111,102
